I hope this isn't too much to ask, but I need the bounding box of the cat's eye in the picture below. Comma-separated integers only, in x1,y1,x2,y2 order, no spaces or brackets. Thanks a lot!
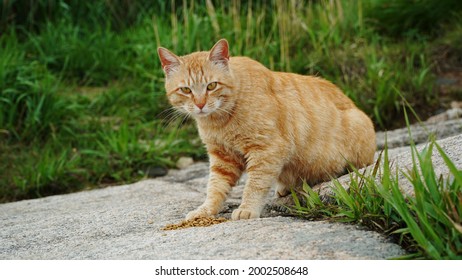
207,82,217,91
180,87,192,94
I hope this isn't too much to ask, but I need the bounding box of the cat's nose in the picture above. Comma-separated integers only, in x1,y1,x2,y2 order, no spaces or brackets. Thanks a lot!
195,102,206,110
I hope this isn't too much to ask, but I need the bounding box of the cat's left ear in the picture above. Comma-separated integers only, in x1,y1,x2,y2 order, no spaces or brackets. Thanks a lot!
208,39,229,67
157,47,181,76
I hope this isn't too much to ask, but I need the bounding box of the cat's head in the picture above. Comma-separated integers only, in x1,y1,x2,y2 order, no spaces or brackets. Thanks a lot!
157,39,235,118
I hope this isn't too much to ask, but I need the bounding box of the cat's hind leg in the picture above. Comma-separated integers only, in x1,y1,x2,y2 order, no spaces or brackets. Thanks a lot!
275,181,291,197
275,165,302,197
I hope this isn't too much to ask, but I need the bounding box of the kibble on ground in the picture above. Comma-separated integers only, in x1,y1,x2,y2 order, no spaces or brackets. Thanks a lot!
162,217,228,230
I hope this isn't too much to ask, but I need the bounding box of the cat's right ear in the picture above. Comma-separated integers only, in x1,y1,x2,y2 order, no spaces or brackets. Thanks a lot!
157,47,181,76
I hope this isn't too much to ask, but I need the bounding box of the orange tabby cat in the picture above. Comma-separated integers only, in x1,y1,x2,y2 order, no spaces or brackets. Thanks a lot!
157,39,375,220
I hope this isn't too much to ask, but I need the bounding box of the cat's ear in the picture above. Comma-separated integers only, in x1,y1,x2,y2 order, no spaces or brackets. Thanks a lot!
157,47,181,75
208,39,229,67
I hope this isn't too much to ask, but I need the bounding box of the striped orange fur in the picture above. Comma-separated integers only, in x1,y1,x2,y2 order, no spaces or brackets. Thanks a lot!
158,39,376,220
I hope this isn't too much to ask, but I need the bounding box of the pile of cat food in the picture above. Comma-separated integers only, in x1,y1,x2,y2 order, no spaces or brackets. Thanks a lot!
162,217,228,230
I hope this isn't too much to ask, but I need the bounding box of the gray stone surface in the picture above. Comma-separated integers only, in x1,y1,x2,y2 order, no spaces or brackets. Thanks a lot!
314,134,462,199
376,118,462,149
0,162,405,260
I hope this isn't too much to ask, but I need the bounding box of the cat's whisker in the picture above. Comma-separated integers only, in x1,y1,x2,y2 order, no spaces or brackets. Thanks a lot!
215,107,233,117
165,114,187,130
162,110,185,130
160,109,179,124
160,113,181,128
170,111,192,140
157,107,177,119
181,111,192,124
214,106,245,126
162,109,182,122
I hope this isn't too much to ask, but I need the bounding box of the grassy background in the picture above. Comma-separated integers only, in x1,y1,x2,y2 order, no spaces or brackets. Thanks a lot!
1,0,462,202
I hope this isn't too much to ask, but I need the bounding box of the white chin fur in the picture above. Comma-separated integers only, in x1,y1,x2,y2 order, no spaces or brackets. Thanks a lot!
193,108,213,117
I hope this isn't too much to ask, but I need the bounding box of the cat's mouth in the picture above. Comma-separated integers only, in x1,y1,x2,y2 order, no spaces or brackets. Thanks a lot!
192,106,217,117
194,110,213,117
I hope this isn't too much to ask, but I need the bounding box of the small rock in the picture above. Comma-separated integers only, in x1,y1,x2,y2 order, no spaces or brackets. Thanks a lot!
427,108,462,123
145,166,168,178
451,101,462,109
176,157,194,169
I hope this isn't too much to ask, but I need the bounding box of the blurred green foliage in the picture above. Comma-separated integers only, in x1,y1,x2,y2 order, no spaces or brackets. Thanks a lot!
0,0,461,202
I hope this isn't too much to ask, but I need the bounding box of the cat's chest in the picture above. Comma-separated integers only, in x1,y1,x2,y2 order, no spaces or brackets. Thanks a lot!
199,126,242,147
198,123,271,156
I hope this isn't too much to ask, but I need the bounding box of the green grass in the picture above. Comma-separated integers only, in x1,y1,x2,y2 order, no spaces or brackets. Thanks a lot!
25,20,128,85
0,0,461,205
367,0,462,37
0,119,204,202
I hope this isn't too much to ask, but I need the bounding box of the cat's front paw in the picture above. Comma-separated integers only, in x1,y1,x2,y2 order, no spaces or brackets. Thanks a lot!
186,206,214,220
231,208,261,220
